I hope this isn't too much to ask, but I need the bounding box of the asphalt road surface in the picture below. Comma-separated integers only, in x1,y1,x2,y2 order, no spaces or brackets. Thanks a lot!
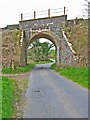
23,63,88,118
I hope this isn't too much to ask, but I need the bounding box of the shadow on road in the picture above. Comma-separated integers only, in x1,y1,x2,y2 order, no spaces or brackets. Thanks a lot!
33,62,54,70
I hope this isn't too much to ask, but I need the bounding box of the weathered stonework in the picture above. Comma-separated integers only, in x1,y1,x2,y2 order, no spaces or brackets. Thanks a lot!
2,30,20,68
19,15,77,66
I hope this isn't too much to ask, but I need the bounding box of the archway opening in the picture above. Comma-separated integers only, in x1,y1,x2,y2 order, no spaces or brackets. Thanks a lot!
27,38,56,65
20,31,61,67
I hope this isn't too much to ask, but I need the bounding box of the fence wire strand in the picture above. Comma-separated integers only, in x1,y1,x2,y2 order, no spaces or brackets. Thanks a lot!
21,7,68,20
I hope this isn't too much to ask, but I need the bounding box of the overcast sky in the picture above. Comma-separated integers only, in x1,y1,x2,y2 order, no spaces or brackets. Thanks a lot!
0,0,86,28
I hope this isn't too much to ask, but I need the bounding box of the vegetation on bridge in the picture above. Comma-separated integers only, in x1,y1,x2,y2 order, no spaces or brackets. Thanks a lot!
2,29,20,69
64,19,88,66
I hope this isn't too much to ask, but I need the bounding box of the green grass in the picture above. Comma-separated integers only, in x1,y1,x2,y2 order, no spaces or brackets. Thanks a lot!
2,63,35,74
1,76,29,118
2,61,53,74
11,78,28,118
2,76,14,118
51,64,89,88
0,77,2,119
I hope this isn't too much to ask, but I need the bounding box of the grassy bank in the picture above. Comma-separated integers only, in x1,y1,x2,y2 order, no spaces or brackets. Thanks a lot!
2,63,35,74
2,76,14,118
2,76,28,118
12,78,28,118
2,61,54,74
0,77,2,119
51,64,88,88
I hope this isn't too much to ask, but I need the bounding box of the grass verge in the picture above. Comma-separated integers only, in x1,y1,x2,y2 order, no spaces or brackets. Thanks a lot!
12,78,28,118
51,64,88,88
2,63,35,74
2,76,28,118
0,77,2,119
2,60,54,74
2,76,14,118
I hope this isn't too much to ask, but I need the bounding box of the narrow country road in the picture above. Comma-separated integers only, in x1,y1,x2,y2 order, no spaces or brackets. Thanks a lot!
23,63,88,118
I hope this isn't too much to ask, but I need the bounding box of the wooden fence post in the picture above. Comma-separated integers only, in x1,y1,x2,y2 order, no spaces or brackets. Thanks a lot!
48,9,50,17
21,13,23,21
34,11,36,19
64,7,65,15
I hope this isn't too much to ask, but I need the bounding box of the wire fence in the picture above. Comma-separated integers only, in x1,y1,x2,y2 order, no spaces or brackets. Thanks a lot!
20,7,68,21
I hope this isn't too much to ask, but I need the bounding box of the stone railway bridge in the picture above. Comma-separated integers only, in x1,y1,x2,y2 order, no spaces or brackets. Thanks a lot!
19,8,77,66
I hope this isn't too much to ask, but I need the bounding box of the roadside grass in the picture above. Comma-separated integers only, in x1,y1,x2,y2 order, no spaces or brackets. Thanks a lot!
12,78,28,118
2,76,14,118
0,77,2,119
2,60,54,74
51,64,88,88
2,63,35,74
2,76,28,118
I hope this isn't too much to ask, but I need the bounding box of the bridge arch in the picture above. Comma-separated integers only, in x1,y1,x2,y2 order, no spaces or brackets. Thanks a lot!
27,30,61,48
19,14,77,67
20,30,61,66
